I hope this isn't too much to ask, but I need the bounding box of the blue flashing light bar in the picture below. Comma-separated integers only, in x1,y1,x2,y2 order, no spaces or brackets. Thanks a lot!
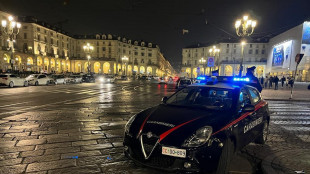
233,77,250,82
197,76,206,80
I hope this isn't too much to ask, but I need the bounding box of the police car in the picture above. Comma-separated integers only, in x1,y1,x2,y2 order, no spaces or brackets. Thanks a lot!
124,76,270,173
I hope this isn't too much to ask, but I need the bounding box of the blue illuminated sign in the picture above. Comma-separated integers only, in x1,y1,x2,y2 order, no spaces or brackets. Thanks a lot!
233,77,250,82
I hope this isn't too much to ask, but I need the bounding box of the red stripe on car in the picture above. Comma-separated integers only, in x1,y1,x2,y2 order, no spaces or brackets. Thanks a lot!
137,114,151,138
159,117,202,143
212,100,267,136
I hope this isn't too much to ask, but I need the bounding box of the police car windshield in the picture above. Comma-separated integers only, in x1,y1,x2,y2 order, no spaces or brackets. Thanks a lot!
166,87,233,110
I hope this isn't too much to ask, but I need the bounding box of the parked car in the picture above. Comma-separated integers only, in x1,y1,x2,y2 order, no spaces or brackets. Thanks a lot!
69,75,83,83
0,74,28,88
82,74,96,83
124,77,270,174
176,79,192,89
99,75,115,83
26,74,55,86
51,74,67,85
158,77,167,84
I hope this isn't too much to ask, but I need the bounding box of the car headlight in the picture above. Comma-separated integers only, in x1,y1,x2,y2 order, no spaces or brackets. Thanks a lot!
182,126,212,147
99,77,104,82
125,115,137,135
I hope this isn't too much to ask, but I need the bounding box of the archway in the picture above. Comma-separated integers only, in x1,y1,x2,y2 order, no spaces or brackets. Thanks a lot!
25,57,33,71
117,64,121,74
75,62,82,73
66,60,70,72
56,59,61,73
44,58,49,72
185,68,191,78
94,62,100,74
84,62,90,73
50,58,55,72
225,65,233,76
147,67,152,75
256,66,264,77
3,53,10,64
127,65,132,76
193,68,198,78
140,66,145,74
61,60,66,72
103,62,110,74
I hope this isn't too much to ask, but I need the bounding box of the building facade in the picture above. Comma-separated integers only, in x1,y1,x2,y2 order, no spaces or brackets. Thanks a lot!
266,21,310,82
181,42,268,78
0,11,175,77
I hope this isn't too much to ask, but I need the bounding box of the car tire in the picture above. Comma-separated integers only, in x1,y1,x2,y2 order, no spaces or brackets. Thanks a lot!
46,81,49,86
215,138,234,174
35,81,39,86
9,81,14,88
255,122,269,144
24,81,28,87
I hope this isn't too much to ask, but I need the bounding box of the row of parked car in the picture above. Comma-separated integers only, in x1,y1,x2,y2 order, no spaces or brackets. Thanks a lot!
0,73,98,88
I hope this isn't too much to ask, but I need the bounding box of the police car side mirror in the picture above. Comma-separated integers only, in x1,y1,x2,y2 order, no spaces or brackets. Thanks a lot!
162,96,168,103
243,104,255,112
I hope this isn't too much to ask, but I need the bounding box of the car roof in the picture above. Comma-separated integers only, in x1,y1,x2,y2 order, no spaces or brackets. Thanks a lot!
189,82,241,90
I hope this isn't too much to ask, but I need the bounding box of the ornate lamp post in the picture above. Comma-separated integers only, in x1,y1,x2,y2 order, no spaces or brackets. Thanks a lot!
83,43,93,74
199,57,206,75
239,41,246,76
235,15,256,37
235,15,256,76
1,16,21,72
121,56,129,76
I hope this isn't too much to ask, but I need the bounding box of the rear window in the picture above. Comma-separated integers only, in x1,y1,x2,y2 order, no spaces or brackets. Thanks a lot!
180,80,191,85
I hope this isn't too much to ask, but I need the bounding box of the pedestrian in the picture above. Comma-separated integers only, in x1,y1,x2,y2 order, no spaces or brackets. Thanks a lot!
269,76,273,88
260,76,264,87
274,76,279,90
264,76,268,89
288,77,294,88
245,66,262,92
281,76,286,88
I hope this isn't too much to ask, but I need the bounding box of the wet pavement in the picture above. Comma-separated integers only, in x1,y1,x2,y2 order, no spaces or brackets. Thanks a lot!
0,80,309,173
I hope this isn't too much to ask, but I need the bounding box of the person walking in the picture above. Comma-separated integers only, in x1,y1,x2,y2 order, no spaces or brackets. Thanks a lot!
281,76,286,88
260,76,264,88
264,76,268,89
274,76,279,90
269,76,273,89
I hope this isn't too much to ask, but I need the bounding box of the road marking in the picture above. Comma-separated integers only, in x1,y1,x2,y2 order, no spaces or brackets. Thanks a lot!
0,101,30,108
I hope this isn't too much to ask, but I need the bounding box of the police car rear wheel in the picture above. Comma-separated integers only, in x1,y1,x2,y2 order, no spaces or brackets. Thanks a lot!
215,138,234,174
255,122,269,144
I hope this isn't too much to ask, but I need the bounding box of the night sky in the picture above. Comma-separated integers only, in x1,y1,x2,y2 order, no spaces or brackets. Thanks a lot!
1,0,310,71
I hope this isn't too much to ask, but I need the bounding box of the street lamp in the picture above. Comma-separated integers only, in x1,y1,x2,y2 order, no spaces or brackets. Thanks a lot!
121,56,129,76
239,41,246,76
83,43,93,74
199,57,206,75
1,16,21,71
209,46,220,71
235,15,257,37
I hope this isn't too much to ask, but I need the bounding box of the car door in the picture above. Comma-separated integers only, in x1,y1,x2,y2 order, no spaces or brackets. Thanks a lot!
237,87,254,147
38,75,47,84
247,86,264,139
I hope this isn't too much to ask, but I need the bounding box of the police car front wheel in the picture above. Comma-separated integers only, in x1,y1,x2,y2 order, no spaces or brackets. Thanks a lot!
215,138,235,174
255,122,269,144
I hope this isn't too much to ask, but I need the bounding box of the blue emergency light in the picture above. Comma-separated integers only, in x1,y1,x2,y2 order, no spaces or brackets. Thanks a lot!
197,76,206,80
233,77,250,82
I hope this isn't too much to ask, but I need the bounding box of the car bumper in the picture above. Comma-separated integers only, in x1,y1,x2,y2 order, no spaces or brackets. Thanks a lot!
123,134,223,173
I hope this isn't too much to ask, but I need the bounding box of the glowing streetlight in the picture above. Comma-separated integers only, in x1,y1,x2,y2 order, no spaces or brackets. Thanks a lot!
83,43,94,74
235,15,256,37
1,15,21,71
122,56,129,76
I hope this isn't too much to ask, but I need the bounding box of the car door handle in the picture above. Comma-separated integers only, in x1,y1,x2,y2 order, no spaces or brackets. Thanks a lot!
251,112,257,116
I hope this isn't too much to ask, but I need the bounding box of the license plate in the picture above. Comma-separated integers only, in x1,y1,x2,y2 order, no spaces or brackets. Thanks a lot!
162,146,186,158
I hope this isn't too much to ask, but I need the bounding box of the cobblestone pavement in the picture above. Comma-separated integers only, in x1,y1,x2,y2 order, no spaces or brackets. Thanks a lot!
0,81,309,174
243,100,310,174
